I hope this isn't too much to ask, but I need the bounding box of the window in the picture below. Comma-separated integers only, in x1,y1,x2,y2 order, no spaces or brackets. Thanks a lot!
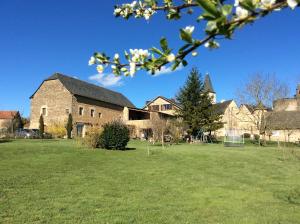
41,107,47,116
91,109,95,117
66,109,70,114
150,105,159,111
161,104,172,111
79,107,84,116
99,113,102,118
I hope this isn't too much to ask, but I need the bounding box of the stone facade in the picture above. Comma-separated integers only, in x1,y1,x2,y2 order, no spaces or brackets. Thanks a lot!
264,84,300,142
30,79,73,129
30,75,132,137
123,107,172,139
214,101,240,136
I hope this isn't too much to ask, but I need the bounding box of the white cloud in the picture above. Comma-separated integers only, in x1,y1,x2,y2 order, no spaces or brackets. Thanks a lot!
89,73,123,87
150,64,184,77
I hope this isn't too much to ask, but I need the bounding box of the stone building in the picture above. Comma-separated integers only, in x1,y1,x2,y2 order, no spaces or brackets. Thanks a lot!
264,84,300,142
123,107,173,139
29,73,134,137
213,100,240,136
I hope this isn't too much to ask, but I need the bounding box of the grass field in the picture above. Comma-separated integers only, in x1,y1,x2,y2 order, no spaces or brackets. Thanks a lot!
0,140,300,224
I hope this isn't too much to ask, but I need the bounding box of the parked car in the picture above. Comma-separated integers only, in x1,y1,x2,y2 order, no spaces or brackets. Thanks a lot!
15,129,40,139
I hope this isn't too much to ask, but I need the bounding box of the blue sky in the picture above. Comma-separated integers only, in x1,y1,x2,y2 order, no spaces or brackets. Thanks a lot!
0,0,299,117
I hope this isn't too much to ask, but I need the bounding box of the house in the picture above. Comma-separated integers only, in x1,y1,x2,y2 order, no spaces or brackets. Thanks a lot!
143,96,181,116
29,73,135,137
0,111,22,133
264,84,300,142
123,107,173,139
213,100,240,136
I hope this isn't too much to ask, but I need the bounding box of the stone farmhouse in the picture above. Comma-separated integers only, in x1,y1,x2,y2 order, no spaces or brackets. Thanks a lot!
30,73,135,137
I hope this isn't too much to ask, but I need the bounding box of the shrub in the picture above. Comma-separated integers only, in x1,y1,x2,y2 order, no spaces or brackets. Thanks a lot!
99,121,130,150
65,114,73,139
82,127,102,148
39,115,44,138
243,133,251,139
47,122,66,138
254,134,260,141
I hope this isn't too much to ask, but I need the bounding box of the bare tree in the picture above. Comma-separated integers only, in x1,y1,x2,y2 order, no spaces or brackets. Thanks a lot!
236,73,290,146
150,113,169,148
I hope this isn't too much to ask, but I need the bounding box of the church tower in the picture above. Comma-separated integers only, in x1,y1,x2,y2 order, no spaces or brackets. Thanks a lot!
204,74,217,104
296,84,300,99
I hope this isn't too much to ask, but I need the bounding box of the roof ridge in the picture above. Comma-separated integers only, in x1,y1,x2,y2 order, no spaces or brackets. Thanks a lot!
47,73,125,97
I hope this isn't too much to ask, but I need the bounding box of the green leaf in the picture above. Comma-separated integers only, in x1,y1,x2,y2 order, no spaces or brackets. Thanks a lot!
195,0,221,18
221,5,232,16
240,0,255,12
182,60,188,67
150,47,164,56
197,12,217,21
160,38,169,52
180,29,193,43
171,60,181,71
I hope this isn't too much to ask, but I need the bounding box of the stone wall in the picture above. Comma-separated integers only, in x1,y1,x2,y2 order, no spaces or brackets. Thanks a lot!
30,79,124,137
0,119,12,130
268,129,300,143
73,95,123,127
30,79,73,129
273,98,299,112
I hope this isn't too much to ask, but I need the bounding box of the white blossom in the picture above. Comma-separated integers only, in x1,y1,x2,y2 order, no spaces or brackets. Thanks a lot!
183,26,195,34
234,0,240,7
114,8,122,15
111,65,117,70
261,0,276,8
129,62,136,76
287,0,298,9
236,6,249,19
97,65,104,74
166,53,176,62
114,53,119,60
88,56,96,66
204,40,220,49
130,1,137,8
192,51,198,57
144,8,154,20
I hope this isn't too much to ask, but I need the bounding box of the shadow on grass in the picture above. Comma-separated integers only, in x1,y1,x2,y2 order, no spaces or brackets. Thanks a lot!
0,139,12,143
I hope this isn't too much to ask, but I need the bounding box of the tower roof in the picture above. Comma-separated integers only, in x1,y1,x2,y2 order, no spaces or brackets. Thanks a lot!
204,74,215,93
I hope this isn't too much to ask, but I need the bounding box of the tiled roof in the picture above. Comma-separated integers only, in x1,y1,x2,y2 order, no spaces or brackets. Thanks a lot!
213,100,233,114
0,111,19,119
31,73,135,108
265,111,300,130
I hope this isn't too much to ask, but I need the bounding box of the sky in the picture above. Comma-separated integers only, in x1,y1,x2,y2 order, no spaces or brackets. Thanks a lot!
0,0,300,117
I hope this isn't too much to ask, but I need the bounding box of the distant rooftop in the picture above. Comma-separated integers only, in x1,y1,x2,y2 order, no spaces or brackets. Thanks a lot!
0,111,19,119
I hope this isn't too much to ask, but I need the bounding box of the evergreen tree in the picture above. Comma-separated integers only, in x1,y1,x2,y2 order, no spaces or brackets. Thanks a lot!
66,114,73,139
39,115,44,138
176,68,222,137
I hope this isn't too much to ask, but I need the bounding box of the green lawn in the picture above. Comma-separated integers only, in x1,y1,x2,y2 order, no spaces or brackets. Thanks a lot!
0,140,300,224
